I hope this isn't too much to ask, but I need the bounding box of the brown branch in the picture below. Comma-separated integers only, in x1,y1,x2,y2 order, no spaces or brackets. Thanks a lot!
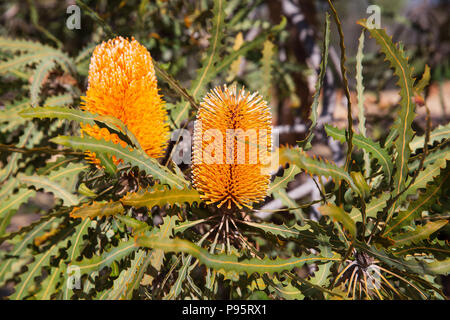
0,144,84,156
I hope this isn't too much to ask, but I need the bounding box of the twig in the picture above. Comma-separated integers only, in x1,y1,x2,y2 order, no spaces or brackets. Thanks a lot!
0,144,84,156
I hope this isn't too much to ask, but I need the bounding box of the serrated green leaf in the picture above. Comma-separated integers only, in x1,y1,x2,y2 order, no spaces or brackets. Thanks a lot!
136,236,339,275
427,258,450,275
120,251,153,300
403,156,449,202
120,185,201,209
0,189,35,236
70,201,124,220
73,238,136,276
0,216,62,285
392,220,448,246
268,280,304,300
20,106,143,151
50,135,188,189
17,173,80,206
150,216,179,272
268,164,300,195
0,123,35,182
34,262,64,300
259,39,275,99
273,189,306,223
414,64,431,95
66,218,91,263
174,218,207,235
9,230,71,300
384,171,449,235
356,243,441,277
47,163,89,192
115,215,149,234
349,192,390,222
30,59,56,107
280,147,360,196
358,20,416,199
410,123,449,152
325,124,393,181
240,220,302,239
106,249,148,300
356,30,371,178
0,178,18,202
0,36,53,53
392,240,450,259
44,94,73,107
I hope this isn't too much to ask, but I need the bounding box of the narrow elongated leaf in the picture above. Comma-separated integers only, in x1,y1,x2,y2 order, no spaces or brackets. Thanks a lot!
20,106,100,125
356,30,371,177
66,218,91,263
414,64,431,95
47,163,89,192
384,171,449,235
0,189,35,236
240,221,303,239
358,20,416,197
273,189,306,222
174,219,207,235
51,136,188,188
325,124,393,181
30,59,56,107
402,156,449,202
121,186,201,209
44,94,73,107
0,178,18,202
0,51,53,74
268,164,300,195
280,147,360,195
392,240,450,259
349,192,390,222
427,258,450,275
20,106,143,150
392,220,448,246
0,36,53,52
409,147,449,172
120,251,153,300
0,123,34,182
73,238,136,275
356,242,445,276
9,232,70,300
17,173,80,206
298,13,330,147
70,201,124,220
410,123,449,152
35,262,64,300
136,237,340,275
106,249,147,300
150,216,179,272
115,215,148,234
259,40,275,99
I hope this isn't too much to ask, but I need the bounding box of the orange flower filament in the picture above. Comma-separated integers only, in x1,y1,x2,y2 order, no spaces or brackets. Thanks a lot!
81,36,169,159
192,85,272,209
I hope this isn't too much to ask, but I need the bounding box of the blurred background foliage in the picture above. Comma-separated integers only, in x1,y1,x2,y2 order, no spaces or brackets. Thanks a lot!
1,0,448,137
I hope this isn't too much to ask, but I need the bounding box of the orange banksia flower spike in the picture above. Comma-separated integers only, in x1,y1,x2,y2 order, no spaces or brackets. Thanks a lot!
81,36,169,160
192,85,273,210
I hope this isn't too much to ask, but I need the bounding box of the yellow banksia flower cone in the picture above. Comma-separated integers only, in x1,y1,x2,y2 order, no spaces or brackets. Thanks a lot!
81,36,169,160
192,85,273,210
